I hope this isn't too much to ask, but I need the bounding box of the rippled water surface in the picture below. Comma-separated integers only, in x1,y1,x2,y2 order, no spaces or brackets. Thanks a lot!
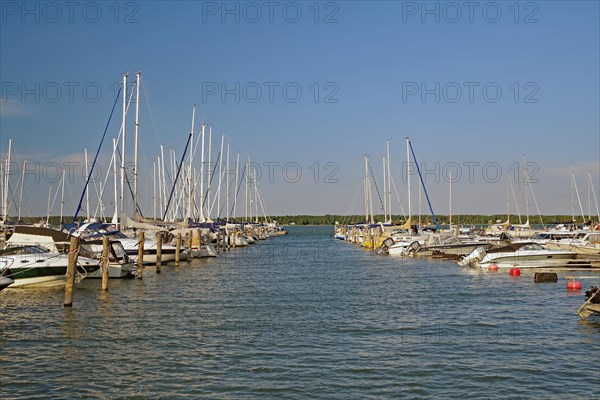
1,226,599,399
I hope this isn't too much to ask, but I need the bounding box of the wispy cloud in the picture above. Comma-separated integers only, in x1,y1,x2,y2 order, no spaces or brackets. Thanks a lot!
0,99,30,117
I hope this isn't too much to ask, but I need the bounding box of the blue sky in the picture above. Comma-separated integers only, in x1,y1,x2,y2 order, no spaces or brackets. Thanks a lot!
1,1,599,218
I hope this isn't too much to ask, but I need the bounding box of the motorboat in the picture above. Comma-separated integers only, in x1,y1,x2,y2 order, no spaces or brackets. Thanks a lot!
0,245,100,288
458,242,578,269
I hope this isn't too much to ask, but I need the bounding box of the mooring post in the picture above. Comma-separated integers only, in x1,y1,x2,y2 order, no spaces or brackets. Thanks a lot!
156,232,162,273
175,233,181,267
101,236,109,291
64,236,79,307
137,231,144,279
187,231,192,262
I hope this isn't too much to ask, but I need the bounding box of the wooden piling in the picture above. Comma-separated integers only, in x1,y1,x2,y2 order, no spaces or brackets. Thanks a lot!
101,236,109,291
156,232,162,273
187,231,192,262
197,229,203,251
137,231,144,279
175,233,181,267
64,236,79,307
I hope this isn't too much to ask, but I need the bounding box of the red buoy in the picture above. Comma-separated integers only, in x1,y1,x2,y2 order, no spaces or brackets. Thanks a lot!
488,263,499,271
567,280,582,290
509,268,521,277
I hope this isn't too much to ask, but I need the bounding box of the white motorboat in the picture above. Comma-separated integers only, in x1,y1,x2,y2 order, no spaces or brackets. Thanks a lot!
458,242,578,269
0,245,100,288
9,225,135,278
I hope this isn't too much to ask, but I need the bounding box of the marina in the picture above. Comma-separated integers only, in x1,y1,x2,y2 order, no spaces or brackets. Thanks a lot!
2,1,599,398
1,226,599,398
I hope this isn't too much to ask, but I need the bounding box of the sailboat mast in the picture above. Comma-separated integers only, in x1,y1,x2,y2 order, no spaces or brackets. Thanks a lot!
84,148,90,221
245,157,249,222
226,141,230,222
382,156,387,222
405,136,411,224
207,127,212,219
133,71,141,215
217,135,224,219
187,105,196,220
364,154,369,223
113,138,119,225
523,154,529,223
386,139,392,222
59,169,66,224
46,185,52,227
233,151,240,219
17,160,26,221
199,123,205,221
153,161,157,220
2,138,12,222
449,170,452,228
120,72,128,214
571,163,575,223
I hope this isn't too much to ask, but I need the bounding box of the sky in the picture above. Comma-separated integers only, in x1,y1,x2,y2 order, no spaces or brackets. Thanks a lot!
0,0,599,219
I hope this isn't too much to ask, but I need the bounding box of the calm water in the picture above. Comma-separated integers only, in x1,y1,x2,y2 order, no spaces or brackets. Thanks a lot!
1,226,599,399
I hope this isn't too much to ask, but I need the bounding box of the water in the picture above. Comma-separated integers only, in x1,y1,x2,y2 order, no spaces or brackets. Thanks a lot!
1,226,599,399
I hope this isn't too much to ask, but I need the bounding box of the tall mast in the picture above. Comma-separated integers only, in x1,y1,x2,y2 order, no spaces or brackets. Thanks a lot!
571,163,575,223
506,174,510,224
199,122,205,221
449,170,452,228
112,138,119,225
2,138,12,222
382,156,387,222
226,141,230,221
233,151,240,220
254,168,259,223
386,139,392,223
153,161,157,220
46,185,52,227
17,160,26,221
120,72,128,214
245,157,250,222
405,136,411,224
523,154,529,224
133,71,141,215
160,146,167,219
187,105,196,220
217,135,224,219
206,126,212,219
364,154,369,223
84,148,90,221
59,169,66,224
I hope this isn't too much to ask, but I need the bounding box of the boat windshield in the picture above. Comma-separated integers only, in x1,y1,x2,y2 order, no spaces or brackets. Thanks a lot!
0,245,50,255
80,226,128,239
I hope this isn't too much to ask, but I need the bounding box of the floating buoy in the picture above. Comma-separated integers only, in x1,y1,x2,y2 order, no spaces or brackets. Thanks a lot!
488,263,499,271
567,280,582,290
510,268,521,277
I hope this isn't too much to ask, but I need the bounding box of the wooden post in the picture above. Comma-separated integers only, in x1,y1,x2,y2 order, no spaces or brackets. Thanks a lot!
101,236,109,291
64,236,79,307
197,229,202,252
137,231,144,279
187,231,192,262
156,232,162,273
175,233,181,267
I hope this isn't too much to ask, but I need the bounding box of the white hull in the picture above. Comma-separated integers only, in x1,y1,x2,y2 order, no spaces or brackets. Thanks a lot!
87,262,136,278
7,274,68,288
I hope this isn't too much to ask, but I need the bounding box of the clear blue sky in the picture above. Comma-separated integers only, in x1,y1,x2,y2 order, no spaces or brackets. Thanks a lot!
1,1,599,218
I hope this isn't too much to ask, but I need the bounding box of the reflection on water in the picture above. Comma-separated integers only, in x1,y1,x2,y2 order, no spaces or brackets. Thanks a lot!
1,226,599,398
